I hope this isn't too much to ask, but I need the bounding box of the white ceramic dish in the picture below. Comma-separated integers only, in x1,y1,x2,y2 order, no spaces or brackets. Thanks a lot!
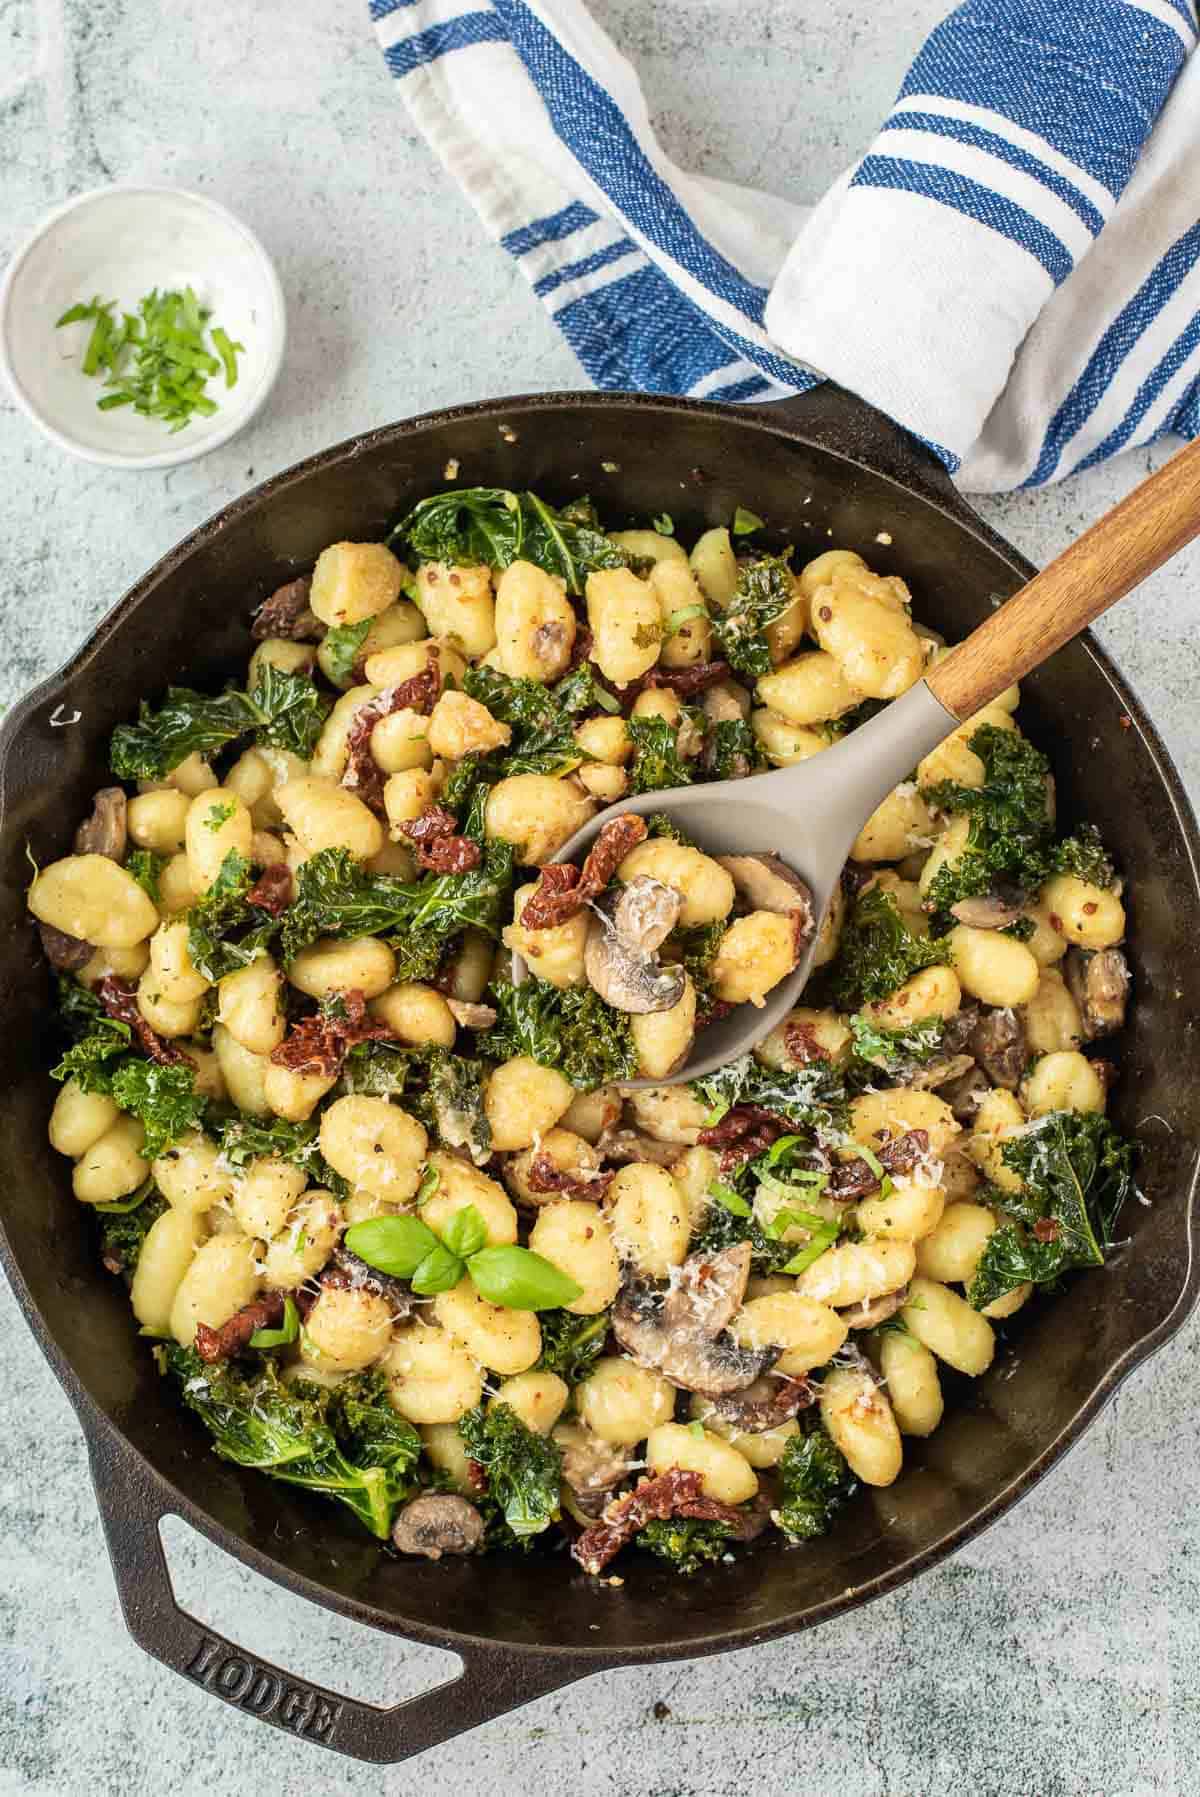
0,186,286,470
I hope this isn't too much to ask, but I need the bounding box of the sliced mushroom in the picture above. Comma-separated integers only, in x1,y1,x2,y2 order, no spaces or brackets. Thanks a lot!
446,998,498,1031
73,787,127,862
585,881,687,1014
38,921,93,972
612,1243,778,1396
968,1007,1028,1090
941,1004,982,1056
716,853,814,923
840,1285,909,1330
949,879,1027,930
594,1125,688,1168
611,876,682,956
701,680,752,725
391,1495,484,1559
1064,946,1130,1040
910,1051,975,1093
937,1064,991,1122
553,1419,632,1514
705,1374,814,1432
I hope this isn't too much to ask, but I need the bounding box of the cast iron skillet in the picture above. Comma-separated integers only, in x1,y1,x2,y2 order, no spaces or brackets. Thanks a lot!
1,387,1198,1764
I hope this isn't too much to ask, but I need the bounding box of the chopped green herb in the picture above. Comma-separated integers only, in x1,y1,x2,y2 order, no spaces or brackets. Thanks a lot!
321,619,372,685
125,848,165,904
249,1295,300,1349
55,287,243,434
652,513,675,535
731,506,764,536
203,800,237,832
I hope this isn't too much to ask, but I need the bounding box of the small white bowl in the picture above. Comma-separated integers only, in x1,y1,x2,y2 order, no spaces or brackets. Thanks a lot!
0,185,286,470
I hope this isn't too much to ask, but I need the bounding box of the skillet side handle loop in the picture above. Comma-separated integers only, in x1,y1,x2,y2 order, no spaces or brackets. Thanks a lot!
927,435,1200,721
86,1432,586,1765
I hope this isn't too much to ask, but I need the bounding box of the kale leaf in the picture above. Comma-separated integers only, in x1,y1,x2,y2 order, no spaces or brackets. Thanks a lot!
553,661,620,717
637,1516,737,1574
458,1400,562,1539
409,1048,492,1165
321,619,372,685
1051,823,1114,888
627,713,693,795
775,1426,857,1541
51,980,202,1158
709,554,795,678
282,841,514,962
668,921,727,1008
210,1111,323,1172
125,848,166,904
100,1186,168,1276
338,1041,413,1097
109,1059,206,1160
830,888,948,1011
967,1111,1135,1310
708,716,761,780
395,487,627,595
186,850,282,982
168,1351,420,1539
461,666,584,778
487,978,638,1090
51,977,132,1093
849,1012,945,1080
535,1310,609,1385
690,1052,847,1135
920,726,1054,928
110,667,328,780
687,1193,803,1277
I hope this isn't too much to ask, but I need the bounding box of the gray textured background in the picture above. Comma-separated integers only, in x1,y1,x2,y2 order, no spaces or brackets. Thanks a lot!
1,2,1197,1792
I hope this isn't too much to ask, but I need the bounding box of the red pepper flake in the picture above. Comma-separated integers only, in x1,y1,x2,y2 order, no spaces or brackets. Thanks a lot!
246,863,293,915
97,976,193,1068
818,606,832,622
270,988,398,1078
521,813,648,930
398,805,482,874
572,1468,766,1576
1118,715,1132,731
341,661,442,815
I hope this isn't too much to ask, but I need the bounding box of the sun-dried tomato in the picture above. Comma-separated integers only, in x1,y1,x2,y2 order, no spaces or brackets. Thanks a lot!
572,1468,766,1576
398,806,482,873
1033,1216,1061,1243
269,988,398,1078
341,662,442,814
520,814,648,930
525,1153,615,1200
195,1293,286,1364
246,863,293,915
97,976,193,1068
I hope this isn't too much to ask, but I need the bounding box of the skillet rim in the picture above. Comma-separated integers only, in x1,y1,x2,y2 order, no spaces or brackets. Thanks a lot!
1,387,1198,1672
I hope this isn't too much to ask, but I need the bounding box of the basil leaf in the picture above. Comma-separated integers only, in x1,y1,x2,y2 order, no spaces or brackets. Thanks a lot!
411,1244,466,1296
344,1214,440,1278
249,1295,300,1348
440,1203,488,1260
466,1245,583,1311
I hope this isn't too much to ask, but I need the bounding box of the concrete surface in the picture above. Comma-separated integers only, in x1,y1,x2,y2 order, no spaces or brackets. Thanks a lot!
1,2,1198,1793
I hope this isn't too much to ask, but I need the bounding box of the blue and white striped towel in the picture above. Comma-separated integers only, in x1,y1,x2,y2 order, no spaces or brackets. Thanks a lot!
371,0,1199,492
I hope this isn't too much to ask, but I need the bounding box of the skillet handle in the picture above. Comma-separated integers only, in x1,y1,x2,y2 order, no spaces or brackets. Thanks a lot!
87,1432,586,1765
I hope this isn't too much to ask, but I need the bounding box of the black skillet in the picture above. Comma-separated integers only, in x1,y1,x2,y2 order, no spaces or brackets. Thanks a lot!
1,386,1198,1763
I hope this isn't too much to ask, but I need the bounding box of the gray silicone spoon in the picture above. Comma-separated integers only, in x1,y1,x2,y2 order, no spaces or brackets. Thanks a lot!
536,435,1200,1085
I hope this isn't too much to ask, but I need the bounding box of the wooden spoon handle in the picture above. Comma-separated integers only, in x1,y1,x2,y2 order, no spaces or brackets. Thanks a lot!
926,435,1200,721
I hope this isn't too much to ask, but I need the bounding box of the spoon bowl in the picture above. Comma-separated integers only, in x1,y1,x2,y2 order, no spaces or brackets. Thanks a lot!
549,680,958,1082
